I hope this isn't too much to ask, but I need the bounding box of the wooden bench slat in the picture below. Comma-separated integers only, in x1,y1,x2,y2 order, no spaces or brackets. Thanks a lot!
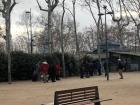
58,95,96,102
58,92,96,99
58,96,97,103
57,92,96,100
59,99,93,105
56,86,96,94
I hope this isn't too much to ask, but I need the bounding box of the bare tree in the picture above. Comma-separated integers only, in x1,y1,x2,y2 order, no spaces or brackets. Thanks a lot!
63,18,75,52
13,36,28,52
35,10,80,54
0,26,5,52
60,0,66,77
106,0,129,47
60,2,79,54
83,0,103,69
81,26,97,51
124,0,140,46
0,0,17,84
16,11,30,53
36,0,59,54
72,0,80,60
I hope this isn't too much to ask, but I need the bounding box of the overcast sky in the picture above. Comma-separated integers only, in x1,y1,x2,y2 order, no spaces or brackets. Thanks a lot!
10,0,96,37
0,0,117,39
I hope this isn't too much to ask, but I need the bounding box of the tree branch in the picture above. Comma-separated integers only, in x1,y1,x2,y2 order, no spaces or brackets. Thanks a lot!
62,5,73,17
50,0,59,11
122,0,137,25
120,10,129,30
0,0,6,13
9,0,17,13
85,0,97,26
45,0,49,3
36,0,48,12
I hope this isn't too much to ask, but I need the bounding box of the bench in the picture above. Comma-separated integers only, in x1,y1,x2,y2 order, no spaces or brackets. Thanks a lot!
54,86,112,105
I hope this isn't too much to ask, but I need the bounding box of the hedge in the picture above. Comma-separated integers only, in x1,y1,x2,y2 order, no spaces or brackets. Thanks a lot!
0,51,80,82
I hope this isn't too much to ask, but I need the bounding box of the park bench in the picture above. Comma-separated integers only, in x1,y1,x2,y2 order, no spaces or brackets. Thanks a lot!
54,86,112,105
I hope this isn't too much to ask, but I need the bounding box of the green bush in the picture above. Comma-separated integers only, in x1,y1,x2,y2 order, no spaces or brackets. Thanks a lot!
11,51,43,80
0,51,81,82
0,52,8,82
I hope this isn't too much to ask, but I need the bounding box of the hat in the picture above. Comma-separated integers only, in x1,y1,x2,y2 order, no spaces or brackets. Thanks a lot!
42,61,48,64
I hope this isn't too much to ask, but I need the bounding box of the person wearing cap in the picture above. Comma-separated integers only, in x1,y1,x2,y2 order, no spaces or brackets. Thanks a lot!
39,61,49,82
117,58,124,79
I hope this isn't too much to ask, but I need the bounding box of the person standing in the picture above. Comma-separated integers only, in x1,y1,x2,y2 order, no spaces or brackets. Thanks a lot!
32,61,41,81
48,60,56,82
39,61,49,83
85,60,90,78
96,60,102,76
55,63,61,80
124,59,129,72
80,60,85,78
117,59,124,79
103,62,106,77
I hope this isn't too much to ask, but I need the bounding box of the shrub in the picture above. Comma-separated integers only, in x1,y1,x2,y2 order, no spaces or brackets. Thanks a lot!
11,51,43,80
0,52,7,82
0,51,81,82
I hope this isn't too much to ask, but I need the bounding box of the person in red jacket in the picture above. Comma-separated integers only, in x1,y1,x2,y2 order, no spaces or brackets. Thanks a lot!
39,61,49,82
55,64,61,80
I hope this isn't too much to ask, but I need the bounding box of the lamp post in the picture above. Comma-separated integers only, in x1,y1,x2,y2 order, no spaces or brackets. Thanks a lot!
26,8,33,54
98,5,113,80
104,5,109,80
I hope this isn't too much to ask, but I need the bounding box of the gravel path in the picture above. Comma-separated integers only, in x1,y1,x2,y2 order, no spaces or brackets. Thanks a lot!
0,72,140,105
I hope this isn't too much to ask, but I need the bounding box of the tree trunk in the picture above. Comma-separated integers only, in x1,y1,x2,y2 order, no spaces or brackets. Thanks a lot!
5,13,12,84
73,2,80,58
96,0,102,71
47,10,52,54
117,22,124,48
60,0,66,77
97,16,101,68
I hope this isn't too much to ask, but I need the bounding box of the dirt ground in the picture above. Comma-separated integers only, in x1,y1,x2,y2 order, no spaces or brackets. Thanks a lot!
0,72,140,105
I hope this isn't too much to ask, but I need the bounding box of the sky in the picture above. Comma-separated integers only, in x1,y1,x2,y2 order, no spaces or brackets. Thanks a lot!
10,0,95,38
1,0,138,39
0,0,119,39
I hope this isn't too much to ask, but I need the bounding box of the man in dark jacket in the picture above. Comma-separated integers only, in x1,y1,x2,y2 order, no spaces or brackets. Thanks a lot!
117,59,124,79
96,60,102,76
103,61,107,77
55,64,61,80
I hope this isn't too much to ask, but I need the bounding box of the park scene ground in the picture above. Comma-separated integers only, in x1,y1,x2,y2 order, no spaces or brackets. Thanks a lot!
0,72,140,105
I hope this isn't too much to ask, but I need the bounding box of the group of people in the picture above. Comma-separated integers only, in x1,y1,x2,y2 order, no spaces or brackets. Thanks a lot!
32,60,61,83
32,57,126,82
80,60,102,78
80,58,126,79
